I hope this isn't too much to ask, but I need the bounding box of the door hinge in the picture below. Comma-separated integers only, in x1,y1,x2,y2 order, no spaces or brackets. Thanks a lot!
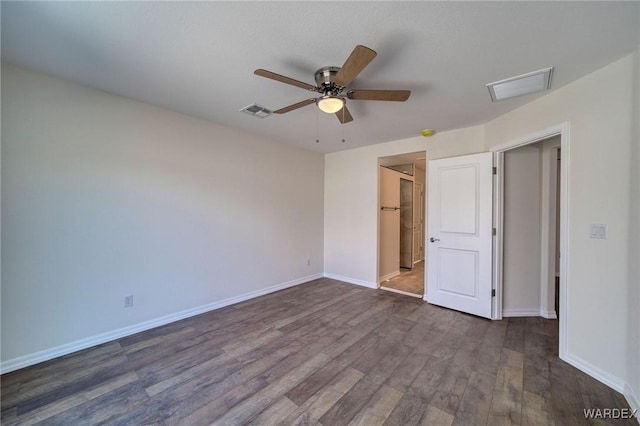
492,227,496,236
491,289,496,297
492,166,497,175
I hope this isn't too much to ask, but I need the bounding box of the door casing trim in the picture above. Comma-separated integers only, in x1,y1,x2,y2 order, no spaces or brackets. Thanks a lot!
490,122,570,360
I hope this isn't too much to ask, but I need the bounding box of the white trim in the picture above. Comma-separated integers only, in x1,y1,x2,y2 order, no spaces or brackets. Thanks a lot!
0,273,323,374
323,273,378,289
502,308,557,319
502,309,544,317
492,151,504,320
624,384,640,424
558,123,570,362
379,271,400,283
539,142,561,324
379,286,423,298
563,351,625,393
490,123,568,152
491,121,570,360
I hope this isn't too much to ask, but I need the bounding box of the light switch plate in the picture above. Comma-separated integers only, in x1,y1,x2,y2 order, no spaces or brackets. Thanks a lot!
589,223,607,239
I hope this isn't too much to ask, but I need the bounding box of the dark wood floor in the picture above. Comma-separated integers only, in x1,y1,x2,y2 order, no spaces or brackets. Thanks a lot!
1,278,635,425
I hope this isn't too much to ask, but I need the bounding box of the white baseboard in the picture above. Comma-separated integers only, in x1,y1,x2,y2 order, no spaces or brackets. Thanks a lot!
502,309,542,317
0,273,323,374
561,351,625,393
323,273,377,289
624,384,640,424
379,286,422,298
502,308,557,319
378,271,400,283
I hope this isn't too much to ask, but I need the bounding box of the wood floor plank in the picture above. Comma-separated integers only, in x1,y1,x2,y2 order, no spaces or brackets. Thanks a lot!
286,330,379,406
487,365,524,425
157,340,309,422
452,371,496,426
348,384,403,426
429,360,471,416
421,405,455,426
523,331,552,400
3,352,129,409
383,392,428,425
386,345,431,393
2,280,634,426
282,367,363,425
248,396,298,425
503,317,526,353
3,372,139,426
316,375,382,426
14,355,133,416
210,353,330,425
522,390,555,426
1,341,123,399
145,329,284,397
548,359,586,425
35,381,151,425
386,355,452,424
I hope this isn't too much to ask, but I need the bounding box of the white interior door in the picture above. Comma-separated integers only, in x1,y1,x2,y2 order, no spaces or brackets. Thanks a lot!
426,152,493,318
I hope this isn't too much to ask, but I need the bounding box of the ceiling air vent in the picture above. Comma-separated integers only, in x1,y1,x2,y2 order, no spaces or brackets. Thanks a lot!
240,103,273,118
486,67,553,102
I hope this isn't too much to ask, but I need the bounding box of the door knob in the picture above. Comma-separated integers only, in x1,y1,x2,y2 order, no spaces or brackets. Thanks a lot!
430,237,440,243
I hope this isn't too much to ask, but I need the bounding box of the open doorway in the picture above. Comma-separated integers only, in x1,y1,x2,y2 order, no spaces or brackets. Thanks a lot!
377,152,426,297
500,136,561,318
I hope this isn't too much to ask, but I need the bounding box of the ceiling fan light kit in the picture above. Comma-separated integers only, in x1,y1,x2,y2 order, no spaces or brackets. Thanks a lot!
317,96,345,113
254,45,411,125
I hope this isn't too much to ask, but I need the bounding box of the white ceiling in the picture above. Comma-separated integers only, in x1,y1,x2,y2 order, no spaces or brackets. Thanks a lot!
2,2,638,154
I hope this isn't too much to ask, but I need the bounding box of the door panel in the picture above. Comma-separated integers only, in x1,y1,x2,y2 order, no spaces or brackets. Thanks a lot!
427,152,493,318
439,166,479,235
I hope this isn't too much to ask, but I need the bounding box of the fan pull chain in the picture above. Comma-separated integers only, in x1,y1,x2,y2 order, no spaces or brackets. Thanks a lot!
316,108,320,143
341,107,346,143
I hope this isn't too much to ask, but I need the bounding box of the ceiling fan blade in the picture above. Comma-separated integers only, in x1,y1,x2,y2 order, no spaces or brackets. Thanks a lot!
335,105,354,124
347,90,411,101
254,69,318,91
334,45,377,88
274,98,316,114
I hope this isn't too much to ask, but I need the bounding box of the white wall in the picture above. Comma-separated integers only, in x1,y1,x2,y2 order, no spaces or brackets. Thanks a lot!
324,126,484,287
502,144,542,316
1,63,325,370
626,46,640,412
484,53,636,392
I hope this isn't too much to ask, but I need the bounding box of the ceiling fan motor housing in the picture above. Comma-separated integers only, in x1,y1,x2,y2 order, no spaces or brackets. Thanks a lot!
315,66,343,95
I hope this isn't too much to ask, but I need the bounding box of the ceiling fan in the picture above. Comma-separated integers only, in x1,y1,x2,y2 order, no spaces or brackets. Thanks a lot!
254,45,411,124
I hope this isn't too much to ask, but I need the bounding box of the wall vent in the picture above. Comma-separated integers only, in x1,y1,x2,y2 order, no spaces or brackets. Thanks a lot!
240,103,273,118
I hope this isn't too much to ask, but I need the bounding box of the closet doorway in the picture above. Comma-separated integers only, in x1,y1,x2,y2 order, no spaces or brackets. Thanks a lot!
378,152,426,297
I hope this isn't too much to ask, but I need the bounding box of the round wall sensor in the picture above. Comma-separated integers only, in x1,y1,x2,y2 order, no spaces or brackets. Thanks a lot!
421,129,436,137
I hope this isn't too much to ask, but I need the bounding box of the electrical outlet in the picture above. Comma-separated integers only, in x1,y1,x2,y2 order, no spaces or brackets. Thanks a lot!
124,295,134,307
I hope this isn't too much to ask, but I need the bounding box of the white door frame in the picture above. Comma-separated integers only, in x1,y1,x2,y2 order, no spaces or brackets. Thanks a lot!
491,122,570,358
